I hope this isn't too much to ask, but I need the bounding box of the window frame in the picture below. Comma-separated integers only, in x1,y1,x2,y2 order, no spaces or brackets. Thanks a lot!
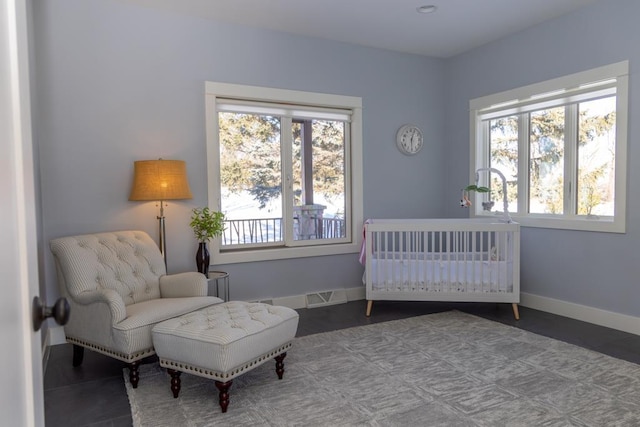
205,81,363,264
469,61,628,233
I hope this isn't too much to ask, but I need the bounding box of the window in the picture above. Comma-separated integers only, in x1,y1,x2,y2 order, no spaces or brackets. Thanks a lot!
469,61,628,233
205,82,363,263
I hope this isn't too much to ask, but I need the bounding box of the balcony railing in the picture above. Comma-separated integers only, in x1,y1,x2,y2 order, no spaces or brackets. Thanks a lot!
222,217,346,245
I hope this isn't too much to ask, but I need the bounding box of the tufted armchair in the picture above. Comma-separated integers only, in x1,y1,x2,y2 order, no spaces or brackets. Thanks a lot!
49,230,223,387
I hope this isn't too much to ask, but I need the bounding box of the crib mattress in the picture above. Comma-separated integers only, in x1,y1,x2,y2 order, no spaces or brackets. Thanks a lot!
368,257,513,293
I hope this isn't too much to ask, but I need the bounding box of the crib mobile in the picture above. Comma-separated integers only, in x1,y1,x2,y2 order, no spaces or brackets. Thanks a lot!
460,184,489,208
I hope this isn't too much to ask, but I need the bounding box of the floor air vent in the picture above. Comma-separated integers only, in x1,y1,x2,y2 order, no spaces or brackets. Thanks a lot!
305,290,347,308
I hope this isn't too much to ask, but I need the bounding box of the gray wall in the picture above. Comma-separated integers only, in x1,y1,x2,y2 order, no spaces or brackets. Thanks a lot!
33,0,447,302
34,0,640,318
444,0,640,317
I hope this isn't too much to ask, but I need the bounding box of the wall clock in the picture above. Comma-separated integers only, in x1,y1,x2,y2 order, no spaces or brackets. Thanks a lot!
396,124,423,155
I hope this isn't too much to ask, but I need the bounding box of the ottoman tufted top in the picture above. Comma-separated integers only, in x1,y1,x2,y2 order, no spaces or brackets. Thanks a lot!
152,301,299,377
153,301,297,344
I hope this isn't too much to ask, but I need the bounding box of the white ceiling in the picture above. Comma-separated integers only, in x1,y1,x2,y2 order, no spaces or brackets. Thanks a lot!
124,0,599,58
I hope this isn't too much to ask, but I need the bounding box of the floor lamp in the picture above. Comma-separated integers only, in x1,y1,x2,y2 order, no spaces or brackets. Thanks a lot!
129,159,193,268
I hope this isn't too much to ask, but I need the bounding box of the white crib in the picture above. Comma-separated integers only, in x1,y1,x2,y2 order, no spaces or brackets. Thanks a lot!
363,218,520,319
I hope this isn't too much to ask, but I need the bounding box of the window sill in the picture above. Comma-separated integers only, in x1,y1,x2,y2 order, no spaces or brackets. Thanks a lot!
473,212,625,233
215,241,361,264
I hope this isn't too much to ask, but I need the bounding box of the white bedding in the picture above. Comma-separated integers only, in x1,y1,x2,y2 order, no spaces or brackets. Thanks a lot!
368,255,512,293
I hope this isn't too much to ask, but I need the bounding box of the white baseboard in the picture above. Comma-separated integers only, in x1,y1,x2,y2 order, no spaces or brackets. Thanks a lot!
346,286,366,301
48,324,67,346
271,295,305,309
271,286,365,310
521,292,640,336
42,327,51,375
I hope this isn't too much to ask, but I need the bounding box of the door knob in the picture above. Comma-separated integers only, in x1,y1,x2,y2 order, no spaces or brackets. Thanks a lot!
32,296,70,331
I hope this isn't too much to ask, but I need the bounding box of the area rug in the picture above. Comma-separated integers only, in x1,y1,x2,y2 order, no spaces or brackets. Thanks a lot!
125,310,640,426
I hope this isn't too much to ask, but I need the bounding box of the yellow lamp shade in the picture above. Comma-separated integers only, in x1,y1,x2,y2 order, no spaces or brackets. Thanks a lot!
129,159,193,201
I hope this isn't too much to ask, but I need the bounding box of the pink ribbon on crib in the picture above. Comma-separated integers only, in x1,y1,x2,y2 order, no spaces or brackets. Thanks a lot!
358,219,372,265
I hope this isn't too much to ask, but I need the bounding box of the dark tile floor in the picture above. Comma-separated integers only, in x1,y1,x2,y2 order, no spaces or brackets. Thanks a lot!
44,300,640,426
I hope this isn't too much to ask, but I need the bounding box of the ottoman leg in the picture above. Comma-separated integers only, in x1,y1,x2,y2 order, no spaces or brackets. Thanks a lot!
167,369,181,398
275,352,287,379
215,380,233,413
129,361,140,388
72,345,84,367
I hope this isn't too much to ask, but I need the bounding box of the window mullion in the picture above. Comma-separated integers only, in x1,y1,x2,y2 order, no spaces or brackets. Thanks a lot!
281,116,294,245
343,124,352,240
474,121,490,217
518,113,529,214
564,104,578,216
481,121,490,169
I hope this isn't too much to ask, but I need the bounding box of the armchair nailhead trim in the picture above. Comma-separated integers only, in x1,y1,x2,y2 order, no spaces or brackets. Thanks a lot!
66,336,155,362
159,342,292,381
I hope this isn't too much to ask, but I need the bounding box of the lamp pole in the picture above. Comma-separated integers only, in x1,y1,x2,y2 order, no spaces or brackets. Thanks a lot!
157,200,167,268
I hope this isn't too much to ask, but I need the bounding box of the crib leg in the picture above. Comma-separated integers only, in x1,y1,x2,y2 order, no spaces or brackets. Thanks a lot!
366,300,373,317
512,303,520,320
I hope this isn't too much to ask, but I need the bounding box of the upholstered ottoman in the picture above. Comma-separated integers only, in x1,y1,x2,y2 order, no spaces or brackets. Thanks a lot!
151,301,299,413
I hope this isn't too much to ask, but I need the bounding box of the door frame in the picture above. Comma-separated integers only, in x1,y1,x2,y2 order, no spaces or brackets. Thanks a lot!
1,0,45,425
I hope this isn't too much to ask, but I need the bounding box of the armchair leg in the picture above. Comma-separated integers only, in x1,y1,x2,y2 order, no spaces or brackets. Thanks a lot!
72,345,84,367
129,361,140,388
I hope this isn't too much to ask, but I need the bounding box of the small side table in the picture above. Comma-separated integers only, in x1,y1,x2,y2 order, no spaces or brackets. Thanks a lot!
207,271,230,302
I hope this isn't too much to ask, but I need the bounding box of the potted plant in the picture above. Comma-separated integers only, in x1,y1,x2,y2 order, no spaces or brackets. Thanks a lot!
189,207,226,277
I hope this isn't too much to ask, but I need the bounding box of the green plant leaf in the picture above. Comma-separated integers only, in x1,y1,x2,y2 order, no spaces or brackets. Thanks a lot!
189,207,226,242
